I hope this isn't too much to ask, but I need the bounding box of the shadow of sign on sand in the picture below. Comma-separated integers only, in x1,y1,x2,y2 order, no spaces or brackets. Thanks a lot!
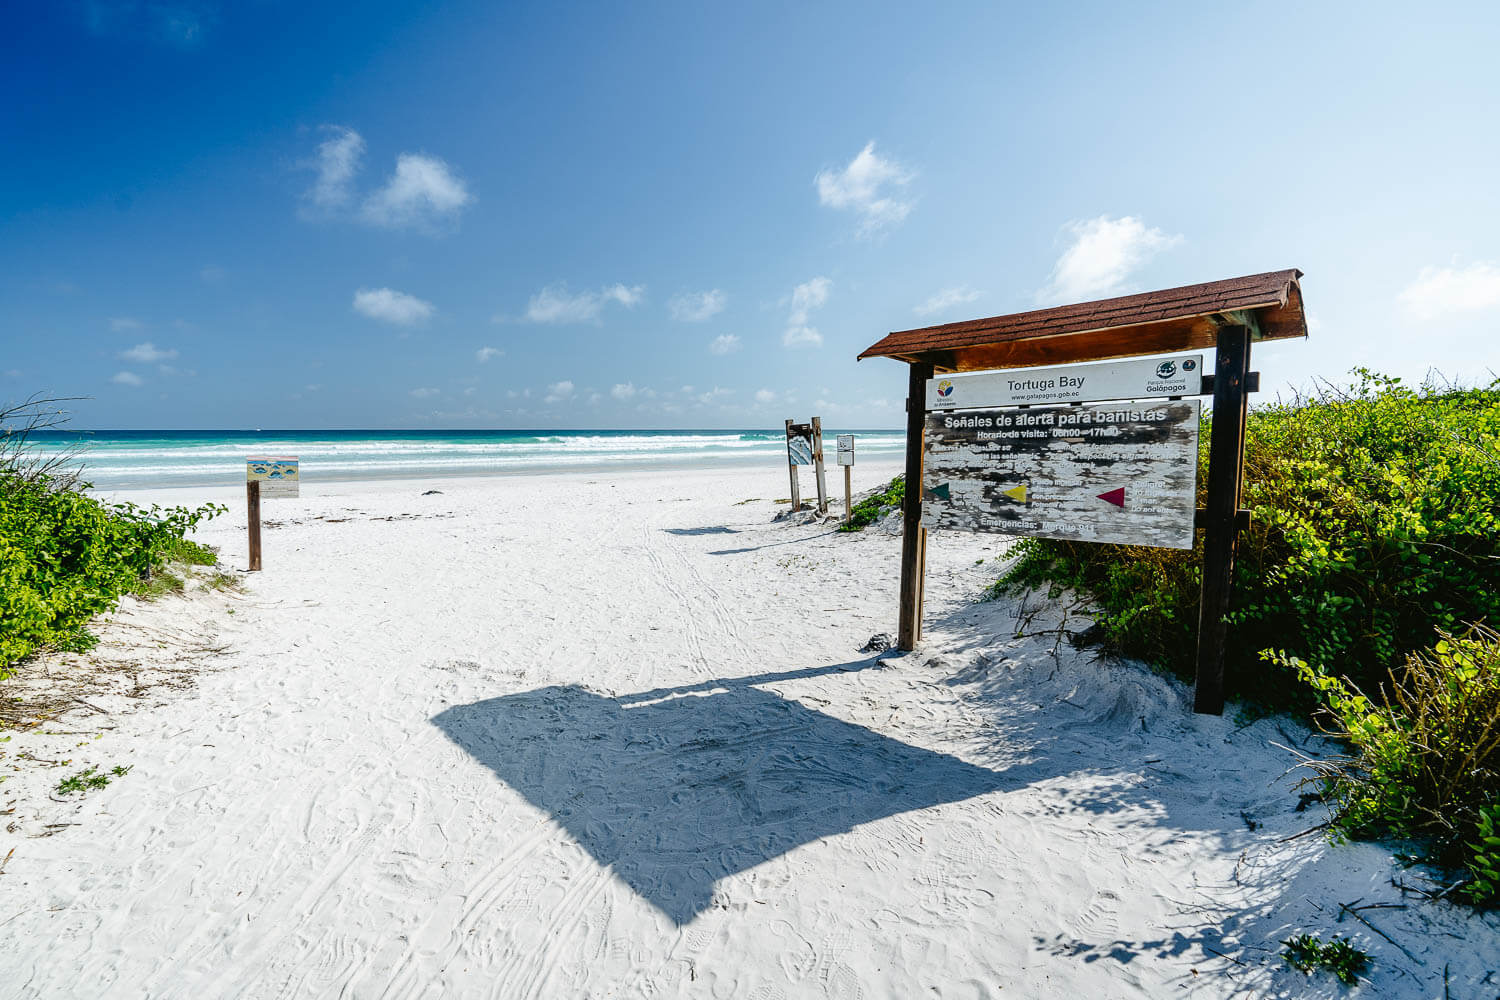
432,670,1005,925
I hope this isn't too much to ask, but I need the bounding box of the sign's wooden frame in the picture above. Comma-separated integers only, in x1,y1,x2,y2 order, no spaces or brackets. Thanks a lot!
860,270,1308,715
784,418,829,514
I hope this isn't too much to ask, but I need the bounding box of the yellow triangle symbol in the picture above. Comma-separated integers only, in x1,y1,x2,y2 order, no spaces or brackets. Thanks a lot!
1002,483,1028,503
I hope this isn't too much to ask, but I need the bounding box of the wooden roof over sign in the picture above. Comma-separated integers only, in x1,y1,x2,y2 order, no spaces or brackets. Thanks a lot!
858,269,1306,373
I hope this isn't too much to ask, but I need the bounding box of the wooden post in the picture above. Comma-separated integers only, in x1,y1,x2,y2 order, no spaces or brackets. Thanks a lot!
784,419,801,511
898,362,934,650
246,479,262,572
843,464,852,525
812,416,828,514
1193,325,1252,714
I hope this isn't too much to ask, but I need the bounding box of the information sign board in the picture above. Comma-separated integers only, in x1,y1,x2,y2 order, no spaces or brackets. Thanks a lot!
927,355,1203,410
836,434,854,466
246,456,300,499
922,401,1200,549
786,424,813,466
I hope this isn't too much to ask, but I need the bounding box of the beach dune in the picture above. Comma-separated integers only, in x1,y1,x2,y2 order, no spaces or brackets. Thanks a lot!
1,462,1494,998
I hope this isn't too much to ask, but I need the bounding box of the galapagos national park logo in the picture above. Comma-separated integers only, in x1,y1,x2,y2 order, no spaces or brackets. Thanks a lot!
1155,361,1178,379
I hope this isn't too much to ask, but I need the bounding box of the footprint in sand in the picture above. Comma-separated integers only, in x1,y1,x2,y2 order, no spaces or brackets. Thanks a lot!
1070,888,1122,940
767,918,817,981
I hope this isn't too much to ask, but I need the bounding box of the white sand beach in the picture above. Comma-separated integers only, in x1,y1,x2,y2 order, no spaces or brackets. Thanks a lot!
2,463,1496,998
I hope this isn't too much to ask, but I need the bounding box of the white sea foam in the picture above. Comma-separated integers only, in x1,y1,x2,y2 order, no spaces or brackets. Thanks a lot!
34,431,906,488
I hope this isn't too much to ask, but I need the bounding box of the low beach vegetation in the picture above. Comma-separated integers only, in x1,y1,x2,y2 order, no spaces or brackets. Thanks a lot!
840,474,905,531
1280,625,1500,904
55,763,132,797
1,396,226,676
992,371,1500,899
1280,934,1370,985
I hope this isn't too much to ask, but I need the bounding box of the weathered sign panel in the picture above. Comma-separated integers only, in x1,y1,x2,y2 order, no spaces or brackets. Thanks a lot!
922,401,1200,549
786,424,813,466
927,355,1203,410
836,434,854,466
246,456,300,499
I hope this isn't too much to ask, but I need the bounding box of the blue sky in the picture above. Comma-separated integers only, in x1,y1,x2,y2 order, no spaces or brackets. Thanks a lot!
4,1,1499,429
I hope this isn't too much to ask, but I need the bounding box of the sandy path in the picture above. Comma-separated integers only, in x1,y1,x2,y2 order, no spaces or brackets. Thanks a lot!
2,463,1495,998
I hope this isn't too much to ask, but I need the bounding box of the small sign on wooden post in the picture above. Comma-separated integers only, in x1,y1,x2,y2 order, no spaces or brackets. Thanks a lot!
836,434,855,523
245,456,299,570
247,457,299,498
785,421,812,510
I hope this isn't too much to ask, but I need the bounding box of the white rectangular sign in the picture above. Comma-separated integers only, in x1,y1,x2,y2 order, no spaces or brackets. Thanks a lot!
836,434,854,466
926,355,1204,410
247,456,299,499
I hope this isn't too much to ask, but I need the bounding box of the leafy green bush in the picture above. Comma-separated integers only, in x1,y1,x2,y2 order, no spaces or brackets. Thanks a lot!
996,371,1500,707
1280,624,1500,903
839,475,905,532
1281,934,1369,984
1467,803,1500,905
0,469,224,674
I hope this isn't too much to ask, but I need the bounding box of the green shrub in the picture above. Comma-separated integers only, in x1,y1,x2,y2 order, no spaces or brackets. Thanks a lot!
1280,934,1369,984
0,469,225,674
840,475,905,532
1282,624,1500,902
996,371,1500,708
1467,803,1500,905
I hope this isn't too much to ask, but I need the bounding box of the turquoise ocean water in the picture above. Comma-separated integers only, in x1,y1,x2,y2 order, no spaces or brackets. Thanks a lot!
26,429,905,490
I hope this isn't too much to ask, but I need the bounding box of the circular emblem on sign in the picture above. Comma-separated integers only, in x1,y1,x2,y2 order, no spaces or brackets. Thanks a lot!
1155,361,1178,379
1181,359,1197,372
936,380,954,398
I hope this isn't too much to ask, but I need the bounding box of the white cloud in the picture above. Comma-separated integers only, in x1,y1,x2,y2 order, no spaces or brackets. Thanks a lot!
525,283,644,324
1039,215,1182,304
588,392,603,405
476,346,503,363
611,382,637,400
709,334,741,355
790,276,831,319
695,386,734,405
783,276,831,348
307,126,365,209
669,289,726,322
110,317,142,332
755,388,776,404
783,326,823,347
544,380,575,403
120,342,178,363
111,370,143,386
914,285,984,317
409,387,440,398
353,287,434,326
1398,262,1500,321
362,153,471,229
815,142,914,237
603,283,645,307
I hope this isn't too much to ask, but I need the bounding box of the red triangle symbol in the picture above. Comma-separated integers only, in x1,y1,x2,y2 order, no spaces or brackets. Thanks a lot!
1097,487,1126,508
